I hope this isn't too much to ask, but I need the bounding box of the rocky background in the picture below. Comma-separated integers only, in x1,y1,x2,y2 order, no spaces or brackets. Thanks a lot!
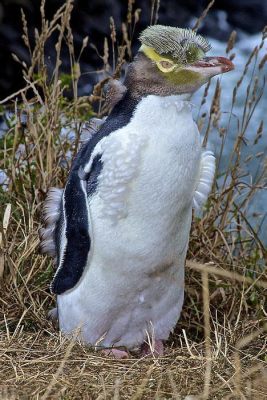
0,0,266,99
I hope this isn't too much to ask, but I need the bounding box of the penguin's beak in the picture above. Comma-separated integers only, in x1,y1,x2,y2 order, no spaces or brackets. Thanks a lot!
188,56,235,77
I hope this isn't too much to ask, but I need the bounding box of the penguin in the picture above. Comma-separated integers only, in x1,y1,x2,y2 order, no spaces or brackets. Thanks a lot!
40,25,234,358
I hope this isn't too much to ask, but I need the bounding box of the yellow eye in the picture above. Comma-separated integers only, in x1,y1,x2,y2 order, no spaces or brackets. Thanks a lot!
160,60,173,68
157,59,175,72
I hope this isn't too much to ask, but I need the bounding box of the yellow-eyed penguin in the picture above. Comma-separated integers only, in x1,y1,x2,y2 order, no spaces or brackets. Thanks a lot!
40,25,234,358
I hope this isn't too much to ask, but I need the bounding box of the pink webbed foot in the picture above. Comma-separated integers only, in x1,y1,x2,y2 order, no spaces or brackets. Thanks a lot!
101,348,129,359
141,339,164,357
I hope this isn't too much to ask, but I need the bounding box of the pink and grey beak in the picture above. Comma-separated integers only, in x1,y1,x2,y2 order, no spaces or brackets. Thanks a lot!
189,56,234,77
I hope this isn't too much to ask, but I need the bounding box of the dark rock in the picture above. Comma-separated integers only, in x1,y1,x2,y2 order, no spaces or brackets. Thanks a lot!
0,0,266,100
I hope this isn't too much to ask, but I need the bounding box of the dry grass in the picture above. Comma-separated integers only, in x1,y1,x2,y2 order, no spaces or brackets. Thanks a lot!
1,327,266,399
0,0,266,398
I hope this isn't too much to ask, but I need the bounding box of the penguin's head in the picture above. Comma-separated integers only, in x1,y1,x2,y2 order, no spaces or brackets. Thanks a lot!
126,25,234,97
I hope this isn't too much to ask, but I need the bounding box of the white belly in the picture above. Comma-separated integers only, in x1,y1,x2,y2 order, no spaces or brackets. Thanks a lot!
57,95,202,349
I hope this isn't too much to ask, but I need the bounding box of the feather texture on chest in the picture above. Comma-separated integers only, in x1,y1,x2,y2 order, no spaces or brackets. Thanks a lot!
92,95,203,226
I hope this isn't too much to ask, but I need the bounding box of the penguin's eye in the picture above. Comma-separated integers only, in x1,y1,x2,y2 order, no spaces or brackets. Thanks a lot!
157,59,175,72
160,60,173,69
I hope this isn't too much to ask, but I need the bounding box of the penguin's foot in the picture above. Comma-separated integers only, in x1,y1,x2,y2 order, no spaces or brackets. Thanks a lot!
141,339,164,357
101,348,129,359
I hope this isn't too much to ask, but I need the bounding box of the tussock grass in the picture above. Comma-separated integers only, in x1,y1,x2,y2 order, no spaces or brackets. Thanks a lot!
0,0,266,398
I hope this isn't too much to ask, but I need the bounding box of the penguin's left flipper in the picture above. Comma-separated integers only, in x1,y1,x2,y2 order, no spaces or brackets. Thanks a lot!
193,150,216,210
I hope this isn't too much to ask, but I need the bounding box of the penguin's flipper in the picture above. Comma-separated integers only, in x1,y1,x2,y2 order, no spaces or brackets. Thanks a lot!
193,150,215,210
50,151,103,295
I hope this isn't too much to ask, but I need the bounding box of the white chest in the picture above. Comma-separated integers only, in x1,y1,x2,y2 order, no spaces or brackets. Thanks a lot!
97,95,201,224
90,95,202,267
130,96,201,205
